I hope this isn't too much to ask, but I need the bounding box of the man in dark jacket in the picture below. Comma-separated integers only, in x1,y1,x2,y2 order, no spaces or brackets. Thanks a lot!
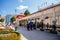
29,21,33,30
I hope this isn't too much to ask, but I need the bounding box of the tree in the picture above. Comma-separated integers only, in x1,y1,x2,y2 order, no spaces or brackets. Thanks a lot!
0,18,4,22
24,10,30,16
10,16,16,23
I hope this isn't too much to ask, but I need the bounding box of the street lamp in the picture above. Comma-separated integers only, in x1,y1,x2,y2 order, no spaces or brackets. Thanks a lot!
51,3,57,34
39,2,47,31
15,9,18,31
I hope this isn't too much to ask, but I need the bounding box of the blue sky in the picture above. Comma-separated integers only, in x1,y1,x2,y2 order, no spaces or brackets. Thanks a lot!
0,0,60,16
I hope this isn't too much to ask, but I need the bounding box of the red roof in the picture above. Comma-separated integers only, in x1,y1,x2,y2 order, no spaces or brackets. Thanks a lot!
16,14,25,19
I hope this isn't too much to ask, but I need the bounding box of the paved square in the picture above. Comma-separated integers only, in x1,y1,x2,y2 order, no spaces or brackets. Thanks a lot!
17,27,59,40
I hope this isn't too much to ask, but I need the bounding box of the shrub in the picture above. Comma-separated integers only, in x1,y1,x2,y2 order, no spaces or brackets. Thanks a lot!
0,32,21,40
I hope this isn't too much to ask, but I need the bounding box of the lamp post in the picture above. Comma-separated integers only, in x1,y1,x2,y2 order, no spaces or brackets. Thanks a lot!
39,2,47,31
15,9,18,31
51,3,57,34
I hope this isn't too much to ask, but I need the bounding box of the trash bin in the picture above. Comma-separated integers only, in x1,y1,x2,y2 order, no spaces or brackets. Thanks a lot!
15,26,18,31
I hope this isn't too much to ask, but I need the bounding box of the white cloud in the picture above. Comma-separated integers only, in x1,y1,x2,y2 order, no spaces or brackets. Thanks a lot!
18,0,23,2
16,5,28,10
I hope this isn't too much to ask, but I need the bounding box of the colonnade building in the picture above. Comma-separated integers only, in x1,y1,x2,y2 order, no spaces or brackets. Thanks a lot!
17,3,60,26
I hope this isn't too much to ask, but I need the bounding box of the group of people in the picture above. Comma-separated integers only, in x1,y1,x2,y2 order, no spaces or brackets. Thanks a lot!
27,21,34,31
26,20,50,31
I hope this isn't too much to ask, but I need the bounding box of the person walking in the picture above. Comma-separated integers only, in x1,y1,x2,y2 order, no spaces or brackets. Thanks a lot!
33,22,36,30
40,21,44,31
27,22,30,31
29,21,33,30
46,23,49,29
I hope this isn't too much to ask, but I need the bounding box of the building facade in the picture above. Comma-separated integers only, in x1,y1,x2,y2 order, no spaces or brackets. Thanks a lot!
5,14,12,24
18,3,60,25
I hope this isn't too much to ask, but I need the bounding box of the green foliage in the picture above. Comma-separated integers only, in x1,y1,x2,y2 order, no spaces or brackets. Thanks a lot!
24,9,30,16
10,16,16,23
0,31,9,34
0,18,4,22
0,32,21,40
0,26,20,40
0,29,14,34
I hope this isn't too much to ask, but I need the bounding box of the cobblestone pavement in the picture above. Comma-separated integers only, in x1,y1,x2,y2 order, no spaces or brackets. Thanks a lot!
17,27,60,40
